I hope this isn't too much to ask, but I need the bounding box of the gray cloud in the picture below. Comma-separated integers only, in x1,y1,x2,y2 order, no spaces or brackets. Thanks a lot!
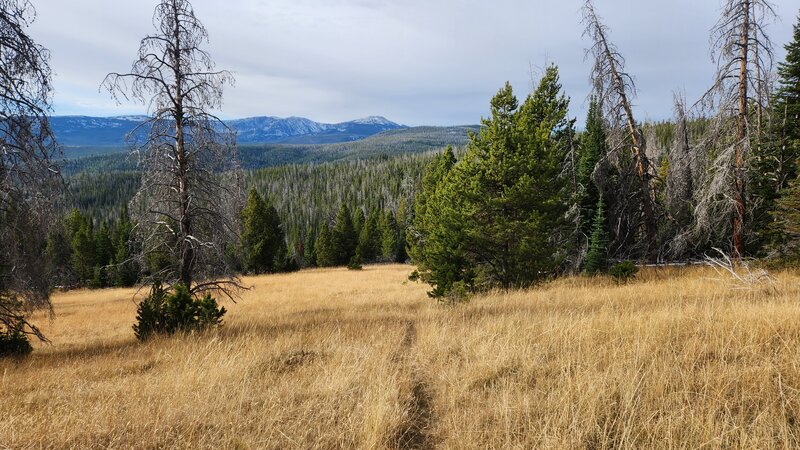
30,0,797,126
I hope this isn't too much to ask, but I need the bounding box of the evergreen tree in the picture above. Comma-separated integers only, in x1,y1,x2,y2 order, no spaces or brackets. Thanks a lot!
240,188,283,274
772,11,800,256
67,210,96,285
577,98,606,236
331,204,357,265
352,208,365,241
358,209,381,262
380,211,400,262
584,197,610,274
775,10,800,178
409,146,457,266
303,228,317,267
413,67,572,297
112,207,139,287
315,223,336,267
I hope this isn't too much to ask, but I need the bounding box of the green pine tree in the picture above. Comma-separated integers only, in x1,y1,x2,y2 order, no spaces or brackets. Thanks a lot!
584,197,610,274
577,97,607,236
303,228,317,267
380,210,399,262
331,204,357,266
241,188,283,274
413,67,572,297
358,209,381,262
771,11,800,256
315,223,336,267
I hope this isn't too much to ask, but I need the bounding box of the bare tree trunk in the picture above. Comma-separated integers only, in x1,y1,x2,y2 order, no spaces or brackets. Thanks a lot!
733,0,750,262
583,1,658,261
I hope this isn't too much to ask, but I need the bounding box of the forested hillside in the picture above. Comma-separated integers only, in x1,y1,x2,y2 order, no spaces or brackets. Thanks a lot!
62,125,476,174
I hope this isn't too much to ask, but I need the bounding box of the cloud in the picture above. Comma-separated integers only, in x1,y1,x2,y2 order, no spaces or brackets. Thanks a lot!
30,0,797,126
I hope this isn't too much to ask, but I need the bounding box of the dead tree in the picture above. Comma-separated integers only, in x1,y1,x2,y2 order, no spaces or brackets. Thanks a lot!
103,0,243,297
0,0,62,342
582,0,658,261
665,94,696,256
698,0,775,262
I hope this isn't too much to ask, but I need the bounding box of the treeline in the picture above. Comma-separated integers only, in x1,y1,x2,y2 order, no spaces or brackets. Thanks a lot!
44,208,139,289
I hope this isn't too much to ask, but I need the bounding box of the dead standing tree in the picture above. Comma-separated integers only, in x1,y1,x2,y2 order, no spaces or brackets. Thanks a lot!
103,0,243,297
582,0,658,261
696,0,775,262
0,0,62,343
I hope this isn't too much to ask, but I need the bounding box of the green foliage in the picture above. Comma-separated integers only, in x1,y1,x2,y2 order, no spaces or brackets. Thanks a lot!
348,247,364,271
357,210,381,262
133,283,226,341
609,261,639,284
315,223,336,267
331,205,358,266
411,67,573,297
240,188,284,274
302,228,316,267
0,323,32,358
584,197,609,274
770,12,800,256
68,209,96,285
578,98,607,236
380,211,400,262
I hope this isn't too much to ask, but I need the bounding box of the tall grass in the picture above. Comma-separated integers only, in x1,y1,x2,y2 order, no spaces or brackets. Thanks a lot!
2,265,800,448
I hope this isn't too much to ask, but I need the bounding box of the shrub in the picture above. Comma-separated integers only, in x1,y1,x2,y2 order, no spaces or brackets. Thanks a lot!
609,261,639,284
133,283,226,341
0,326,32,358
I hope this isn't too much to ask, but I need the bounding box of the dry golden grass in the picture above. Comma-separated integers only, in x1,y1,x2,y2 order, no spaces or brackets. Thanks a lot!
3,264,800,449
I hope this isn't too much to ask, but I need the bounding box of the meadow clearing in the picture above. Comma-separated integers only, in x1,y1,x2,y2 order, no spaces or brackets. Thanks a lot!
3,264,800,449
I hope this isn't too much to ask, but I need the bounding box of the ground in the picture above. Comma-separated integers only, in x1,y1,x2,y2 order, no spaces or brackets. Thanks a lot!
3,264,800,449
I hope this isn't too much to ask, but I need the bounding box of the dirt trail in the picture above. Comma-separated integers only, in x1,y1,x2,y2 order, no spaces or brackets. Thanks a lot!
391,320,435,450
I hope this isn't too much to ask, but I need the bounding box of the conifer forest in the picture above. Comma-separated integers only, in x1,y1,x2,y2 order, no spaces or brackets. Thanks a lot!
5,0,800,448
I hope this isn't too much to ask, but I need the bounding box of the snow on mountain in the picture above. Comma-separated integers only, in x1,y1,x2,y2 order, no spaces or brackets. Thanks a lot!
51,115,406,146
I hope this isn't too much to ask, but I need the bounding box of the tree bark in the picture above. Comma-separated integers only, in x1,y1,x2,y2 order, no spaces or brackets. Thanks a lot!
733,0,749,263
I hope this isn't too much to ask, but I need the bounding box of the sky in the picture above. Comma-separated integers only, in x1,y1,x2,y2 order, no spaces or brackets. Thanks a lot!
30,0,798,126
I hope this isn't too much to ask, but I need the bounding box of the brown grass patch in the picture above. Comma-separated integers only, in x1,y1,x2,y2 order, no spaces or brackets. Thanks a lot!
3,264,800,448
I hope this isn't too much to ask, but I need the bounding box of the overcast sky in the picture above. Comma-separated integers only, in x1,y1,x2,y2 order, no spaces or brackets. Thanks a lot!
30,0,798,126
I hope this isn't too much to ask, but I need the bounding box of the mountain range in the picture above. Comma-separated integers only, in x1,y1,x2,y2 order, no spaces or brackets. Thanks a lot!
49,115,406,147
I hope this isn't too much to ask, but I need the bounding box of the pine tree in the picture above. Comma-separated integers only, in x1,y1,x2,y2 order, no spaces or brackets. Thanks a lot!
577,97,606,236
67,210,96,285
413,67,572,297
240,188,283,274
315,223,335,267
352,208,365,241
584,196,609,274
331,205,357,266
358,209,381,262
409,146,457,267
380,211,400,262
303,228,317,267
772,11,800,256
112,207,139,287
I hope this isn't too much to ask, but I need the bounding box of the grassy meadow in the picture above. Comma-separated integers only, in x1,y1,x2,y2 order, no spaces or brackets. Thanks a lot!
3,264,800,448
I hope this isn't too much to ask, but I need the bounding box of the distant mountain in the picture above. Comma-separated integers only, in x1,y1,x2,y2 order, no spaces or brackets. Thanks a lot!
63,125,479,174
49,115,406,147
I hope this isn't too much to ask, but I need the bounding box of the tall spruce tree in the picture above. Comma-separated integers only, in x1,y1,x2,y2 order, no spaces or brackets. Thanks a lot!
358,209,381,262
240,188,283,274
409,146,457,268
331,205,358,266
772,11,800,257
315,223,335,267
584,196,609,274
578,98,607,237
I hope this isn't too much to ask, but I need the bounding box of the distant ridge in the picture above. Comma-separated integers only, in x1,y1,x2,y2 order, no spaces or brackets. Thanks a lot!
49,115,406,147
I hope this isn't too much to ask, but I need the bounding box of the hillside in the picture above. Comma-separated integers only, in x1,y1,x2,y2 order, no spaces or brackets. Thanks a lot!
4,265,800,448
62,125,477,174
51,115,406,150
